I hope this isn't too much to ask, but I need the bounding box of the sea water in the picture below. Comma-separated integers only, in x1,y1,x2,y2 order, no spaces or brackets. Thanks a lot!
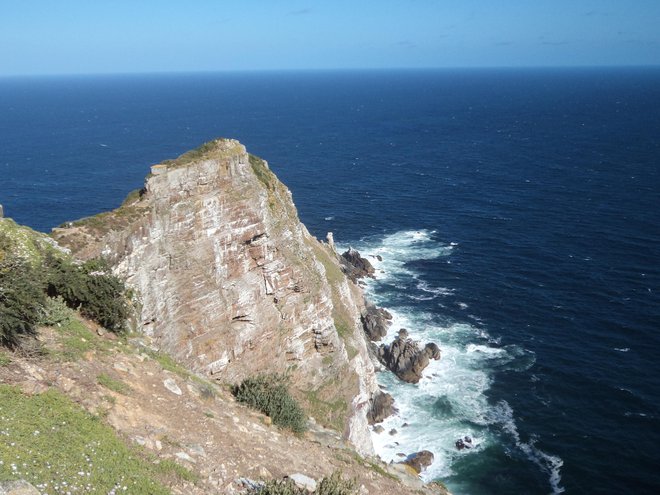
2,68,659,494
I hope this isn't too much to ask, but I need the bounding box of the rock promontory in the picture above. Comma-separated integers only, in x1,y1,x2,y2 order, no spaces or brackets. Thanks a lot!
52,138,380,454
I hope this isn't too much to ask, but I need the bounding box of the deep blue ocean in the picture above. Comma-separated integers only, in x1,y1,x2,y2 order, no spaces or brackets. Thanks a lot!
1,69,659,494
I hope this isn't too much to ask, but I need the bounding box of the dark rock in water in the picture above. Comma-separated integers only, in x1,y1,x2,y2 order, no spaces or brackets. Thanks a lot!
373,425,385,434
378,332,441,384
402,450,434,474
425,342,441,360
376,255,383,261
361,303,393,341
402,422,409,427
340,248,375,281
367,390,397,424
389,428,398,435
455,436,473,450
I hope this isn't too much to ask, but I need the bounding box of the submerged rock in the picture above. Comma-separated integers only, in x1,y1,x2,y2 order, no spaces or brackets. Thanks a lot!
378,330,441,384
455,436,473,450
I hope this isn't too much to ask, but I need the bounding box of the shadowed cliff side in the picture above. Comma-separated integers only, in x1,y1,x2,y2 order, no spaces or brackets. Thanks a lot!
52,138,379,454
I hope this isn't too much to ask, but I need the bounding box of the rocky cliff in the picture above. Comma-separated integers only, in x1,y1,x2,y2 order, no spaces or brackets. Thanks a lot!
52,139,379,454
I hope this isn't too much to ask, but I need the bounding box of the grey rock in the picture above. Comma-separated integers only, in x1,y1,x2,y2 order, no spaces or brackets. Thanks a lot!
289,473,317,492
361,304,393,341
175,451,195,463
163,378,182,395
340,248,375,282
402,450,435,474
0,480,41,495
367,390,396,424
378,332,441,384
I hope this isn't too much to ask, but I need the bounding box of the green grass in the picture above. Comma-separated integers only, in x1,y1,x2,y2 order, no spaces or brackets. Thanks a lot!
146,349,214,389
302,388,348,433
0,385,172,494
0,352,10,366
153,458,199,483
97,373,131,395
50,318,116,362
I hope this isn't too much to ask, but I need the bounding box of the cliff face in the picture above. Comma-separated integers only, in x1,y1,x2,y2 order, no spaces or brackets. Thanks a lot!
52,139,378,454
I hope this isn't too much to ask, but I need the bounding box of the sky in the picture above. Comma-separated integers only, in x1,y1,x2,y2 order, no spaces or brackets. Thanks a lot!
1,0,659,76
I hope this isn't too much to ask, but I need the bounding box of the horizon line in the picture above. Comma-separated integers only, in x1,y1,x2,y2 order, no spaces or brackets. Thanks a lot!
2,63,660,79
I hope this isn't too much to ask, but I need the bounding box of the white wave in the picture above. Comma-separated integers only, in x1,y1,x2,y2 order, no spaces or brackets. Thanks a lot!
614,347,630,352
457,302,469,309
344,229,558,493
324,216,334,221
488,401,565,494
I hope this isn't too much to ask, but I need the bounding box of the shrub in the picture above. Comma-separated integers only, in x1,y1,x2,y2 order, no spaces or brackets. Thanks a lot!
247,473,355,495
233,374,307,433
45,255,128,333
0,256,45,347
38,295,74,327
317,472,356,495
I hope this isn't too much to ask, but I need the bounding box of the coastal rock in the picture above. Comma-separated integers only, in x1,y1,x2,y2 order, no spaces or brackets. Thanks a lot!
455,436,473,450
340,248,375,282
361,304,393,341
367,390,396,424
402,450,434,474
378,330,441,384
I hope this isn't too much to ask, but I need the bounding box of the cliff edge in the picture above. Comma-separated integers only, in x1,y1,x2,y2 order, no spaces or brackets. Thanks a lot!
52,139,379,454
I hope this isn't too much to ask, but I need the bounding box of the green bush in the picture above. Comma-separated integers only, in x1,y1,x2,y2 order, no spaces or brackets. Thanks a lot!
247,473,355,495
38,295,74,327
233,374,307,433
45,255,128,333
0,256,45,347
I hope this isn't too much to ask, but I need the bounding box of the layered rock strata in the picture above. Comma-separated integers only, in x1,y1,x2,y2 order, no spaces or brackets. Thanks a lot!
52,139,379,454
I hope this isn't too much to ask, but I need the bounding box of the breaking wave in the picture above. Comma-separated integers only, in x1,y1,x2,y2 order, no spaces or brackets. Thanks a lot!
342,229,563,494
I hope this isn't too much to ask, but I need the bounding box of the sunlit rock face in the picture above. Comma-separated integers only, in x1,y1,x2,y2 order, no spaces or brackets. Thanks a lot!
53,139,379,455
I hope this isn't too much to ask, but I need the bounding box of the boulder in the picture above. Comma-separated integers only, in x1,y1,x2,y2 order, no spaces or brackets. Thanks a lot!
289,473,317,492
378,331,441,384
367,390,396,424
0,480,41,495
361,304,393,341
340,248,375,281
455,436,473,450
402,450,435,474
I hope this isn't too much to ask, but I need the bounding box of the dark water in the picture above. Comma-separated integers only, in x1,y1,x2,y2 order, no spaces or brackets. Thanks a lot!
1,69,659,494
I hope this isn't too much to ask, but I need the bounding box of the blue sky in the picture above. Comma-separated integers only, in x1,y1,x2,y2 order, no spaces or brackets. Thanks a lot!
1,0,659,75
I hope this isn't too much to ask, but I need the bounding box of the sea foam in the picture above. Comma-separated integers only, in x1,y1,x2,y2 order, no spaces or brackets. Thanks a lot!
341,230,563,493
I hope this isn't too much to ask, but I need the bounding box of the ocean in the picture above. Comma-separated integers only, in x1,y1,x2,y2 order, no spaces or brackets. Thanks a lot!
1,68,659,494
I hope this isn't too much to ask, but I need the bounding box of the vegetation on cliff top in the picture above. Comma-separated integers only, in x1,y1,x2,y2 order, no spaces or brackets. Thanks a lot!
0,219,129,348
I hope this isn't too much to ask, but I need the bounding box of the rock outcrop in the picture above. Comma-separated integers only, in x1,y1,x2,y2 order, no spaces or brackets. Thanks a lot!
367,390,396,424
378,330,441,384
402,450,435,474
361,303,393,341
52,138,379,454
340,248,375,282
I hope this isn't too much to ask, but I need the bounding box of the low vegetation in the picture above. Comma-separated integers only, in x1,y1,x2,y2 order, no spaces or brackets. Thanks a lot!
0,385,173,494
0,222,130,349
248,472,356,495
233,374,307,434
